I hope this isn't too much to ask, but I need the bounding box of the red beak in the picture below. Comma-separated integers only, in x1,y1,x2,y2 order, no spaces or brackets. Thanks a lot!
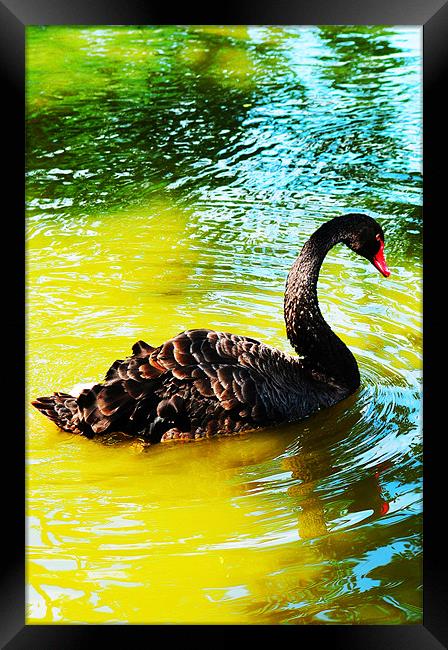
372,238,390,277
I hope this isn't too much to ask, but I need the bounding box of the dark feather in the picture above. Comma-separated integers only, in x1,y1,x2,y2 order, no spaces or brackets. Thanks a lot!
132,340,155,356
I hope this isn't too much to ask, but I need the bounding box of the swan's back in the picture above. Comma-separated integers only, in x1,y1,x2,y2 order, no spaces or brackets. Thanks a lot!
33,329,314,442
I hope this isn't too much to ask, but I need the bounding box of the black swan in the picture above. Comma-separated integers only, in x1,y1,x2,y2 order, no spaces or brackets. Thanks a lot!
32,213,390,443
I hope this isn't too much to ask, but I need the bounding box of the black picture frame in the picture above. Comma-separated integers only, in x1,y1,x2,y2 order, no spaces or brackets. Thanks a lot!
2,0,446,647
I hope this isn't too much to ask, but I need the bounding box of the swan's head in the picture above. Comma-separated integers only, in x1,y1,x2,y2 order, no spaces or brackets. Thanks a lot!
342,213,391,277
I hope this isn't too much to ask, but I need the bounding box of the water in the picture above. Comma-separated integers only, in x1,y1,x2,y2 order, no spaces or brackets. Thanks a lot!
26,26,422,624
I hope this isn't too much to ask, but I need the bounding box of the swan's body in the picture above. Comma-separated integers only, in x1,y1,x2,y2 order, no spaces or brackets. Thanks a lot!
33,213,390,443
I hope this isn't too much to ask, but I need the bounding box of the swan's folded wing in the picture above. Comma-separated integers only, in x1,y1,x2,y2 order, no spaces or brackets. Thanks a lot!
166,361,270,421
78,329,274,435
105,329,260,381
148,329,262,372
138,329,272,421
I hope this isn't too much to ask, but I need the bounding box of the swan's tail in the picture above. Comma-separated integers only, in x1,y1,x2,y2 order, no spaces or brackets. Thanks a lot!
31,392,86,435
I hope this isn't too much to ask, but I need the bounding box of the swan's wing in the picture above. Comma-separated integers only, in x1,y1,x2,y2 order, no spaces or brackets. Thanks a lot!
102,328,258,380
103,339,155,381
77,329,274,437
103,328,260,381
148,329,263,373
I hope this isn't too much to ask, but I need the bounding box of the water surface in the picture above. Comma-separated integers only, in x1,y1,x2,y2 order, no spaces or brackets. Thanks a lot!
26,25,422,624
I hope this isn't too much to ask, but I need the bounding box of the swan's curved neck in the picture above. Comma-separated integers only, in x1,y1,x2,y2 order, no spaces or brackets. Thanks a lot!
284,221,360,391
